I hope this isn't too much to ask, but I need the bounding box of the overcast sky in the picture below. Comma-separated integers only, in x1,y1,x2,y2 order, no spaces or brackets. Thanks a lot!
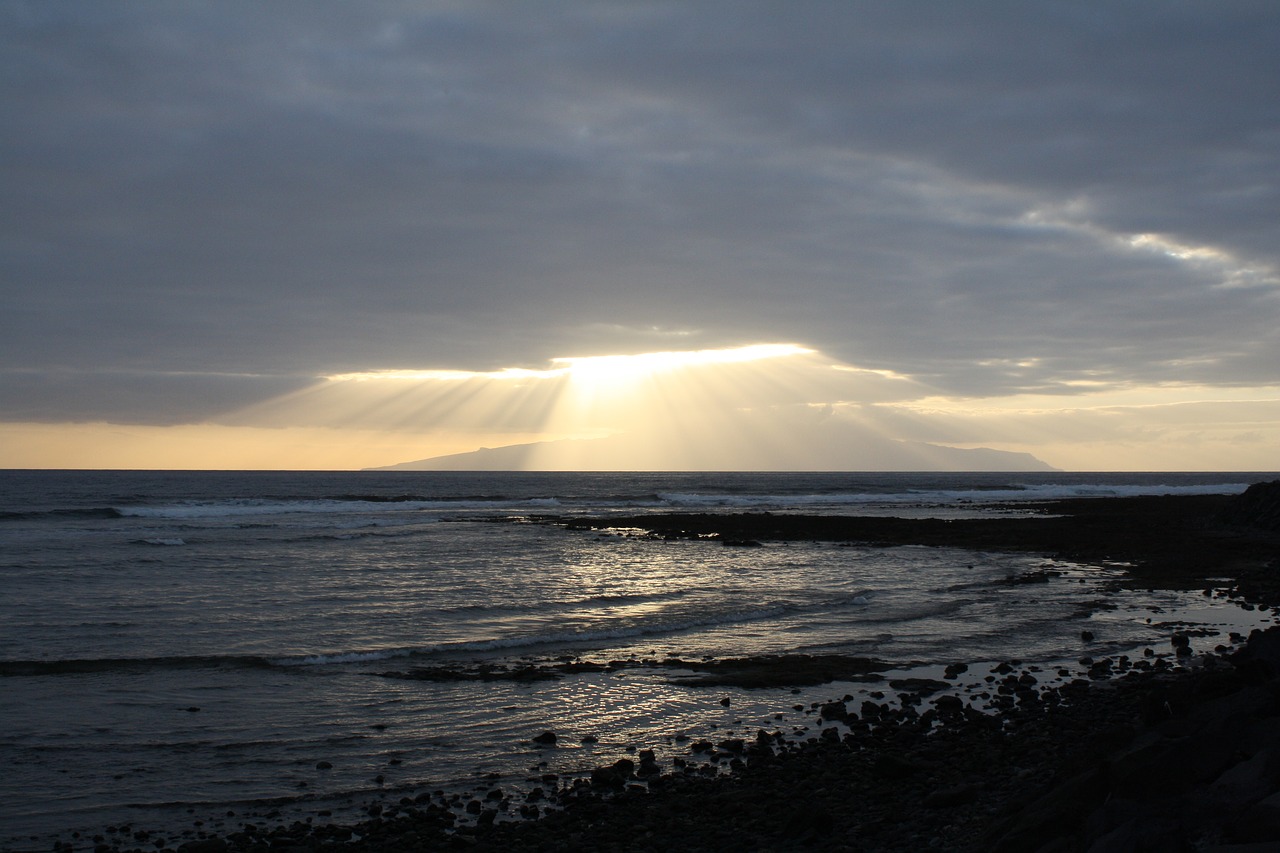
3,1,1279,469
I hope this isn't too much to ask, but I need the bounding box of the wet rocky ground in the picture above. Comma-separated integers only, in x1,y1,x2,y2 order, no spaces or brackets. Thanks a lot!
36,483,1280,852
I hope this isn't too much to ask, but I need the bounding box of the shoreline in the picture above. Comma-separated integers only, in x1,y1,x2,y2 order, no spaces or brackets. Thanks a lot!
30,486,1280,852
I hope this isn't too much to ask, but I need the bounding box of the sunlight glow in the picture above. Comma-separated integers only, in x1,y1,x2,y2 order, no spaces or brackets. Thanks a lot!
7,343,1280,470
553,343,814,386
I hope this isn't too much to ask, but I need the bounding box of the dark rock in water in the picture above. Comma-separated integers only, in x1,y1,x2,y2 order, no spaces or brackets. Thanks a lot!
1000,570,1055,584
532,731,557,745
589,765,621,788
1081,630,1095,642
1233,626,1280,675
889,677,950,695
1171,632,1191,649
315,761,333,770
719,538,763,547
666,653,891,687
944,663,969,679
934,695,965,713
1221,480,1280,530
819,700,849,722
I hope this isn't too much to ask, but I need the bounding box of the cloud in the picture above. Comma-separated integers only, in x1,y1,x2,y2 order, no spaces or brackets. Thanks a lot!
1,1,1278,467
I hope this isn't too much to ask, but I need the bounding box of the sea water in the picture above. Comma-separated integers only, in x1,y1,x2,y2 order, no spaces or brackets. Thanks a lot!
1,471,1274,848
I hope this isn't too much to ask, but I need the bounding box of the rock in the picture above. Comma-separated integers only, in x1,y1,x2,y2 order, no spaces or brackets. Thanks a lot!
176,840,227,853
1234,626,1280,675
1234,789,1280,842
532,731,557,745
781,805,834,843
590,766,625,788
1220,480,1280,530
888,677,950,695
924,782,982,809
872,753,923,780
819,700,849,722
934,695,965,713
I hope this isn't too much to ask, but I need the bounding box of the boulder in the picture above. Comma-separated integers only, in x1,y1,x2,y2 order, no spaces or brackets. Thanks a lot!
1221,480,1280,530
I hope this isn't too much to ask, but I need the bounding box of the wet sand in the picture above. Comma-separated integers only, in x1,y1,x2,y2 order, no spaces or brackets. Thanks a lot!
50,486,1280,852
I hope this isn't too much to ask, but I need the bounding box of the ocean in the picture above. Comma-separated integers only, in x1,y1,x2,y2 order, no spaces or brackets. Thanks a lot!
1,470,1274,849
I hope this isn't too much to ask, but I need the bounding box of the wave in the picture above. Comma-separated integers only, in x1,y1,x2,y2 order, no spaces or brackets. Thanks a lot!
0,655,278,677
3,594,877,677
113,496,563,520
133,537,186,546
0,506,124,521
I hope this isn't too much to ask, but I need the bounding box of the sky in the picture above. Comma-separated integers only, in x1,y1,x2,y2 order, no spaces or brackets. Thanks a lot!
3,1,1279,470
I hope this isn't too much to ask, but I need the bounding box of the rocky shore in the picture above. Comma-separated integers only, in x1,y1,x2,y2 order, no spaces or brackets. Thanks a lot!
45,483,1280,853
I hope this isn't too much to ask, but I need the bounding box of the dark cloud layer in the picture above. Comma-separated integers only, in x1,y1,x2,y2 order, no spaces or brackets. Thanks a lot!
3,1,1278,424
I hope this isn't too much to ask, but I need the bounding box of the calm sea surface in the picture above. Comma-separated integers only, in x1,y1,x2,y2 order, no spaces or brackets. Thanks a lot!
1,471,1275,848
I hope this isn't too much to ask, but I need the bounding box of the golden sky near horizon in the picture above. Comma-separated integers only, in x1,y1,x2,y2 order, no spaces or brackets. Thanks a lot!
4,344,1278,471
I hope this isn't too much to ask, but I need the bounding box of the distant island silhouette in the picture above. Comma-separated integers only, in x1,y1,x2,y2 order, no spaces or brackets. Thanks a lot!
368,431,1054,471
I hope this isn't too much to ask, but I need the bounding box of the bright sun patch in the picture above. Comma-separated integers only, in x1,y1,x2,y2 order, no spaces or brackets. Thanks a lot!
553,343,815,386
